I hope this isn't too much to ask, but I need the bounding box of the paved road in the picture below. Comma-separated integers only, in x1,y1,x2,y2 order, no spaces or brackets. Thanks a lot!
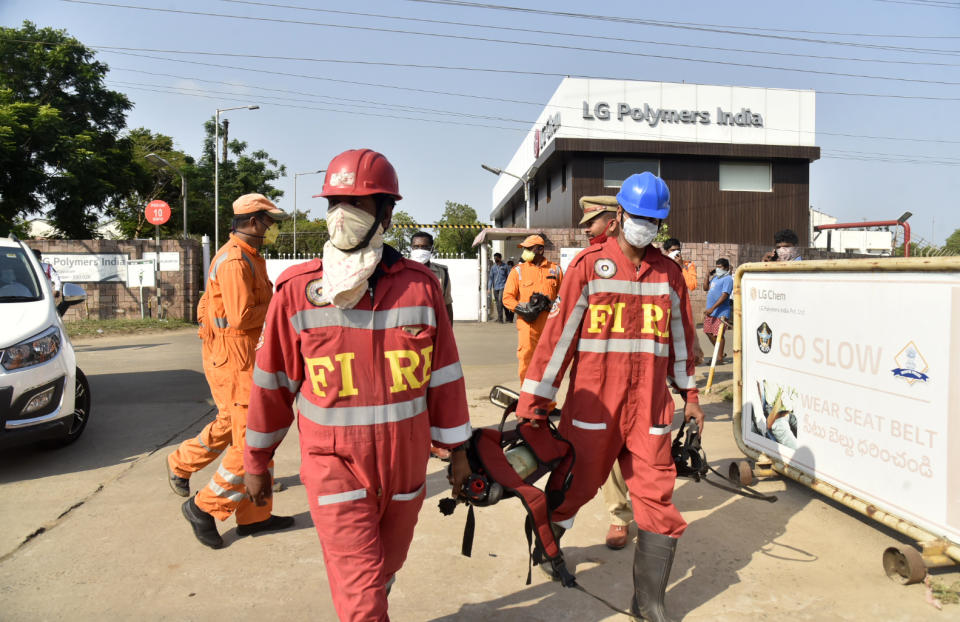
0,324,949,620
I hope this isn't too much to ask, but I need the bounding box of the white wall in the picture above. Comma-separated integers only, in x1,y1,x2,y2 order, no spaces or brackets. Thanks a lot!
265,257,481,321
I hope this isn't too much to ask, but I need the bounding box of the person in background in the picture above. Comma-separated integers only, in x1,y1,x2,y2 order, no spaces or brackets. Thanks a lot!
661,238,697,291
502,235,562,381
505,260,515,322
762,229,803,262
703,257,734,363
180,193,294,549
410,231,453,322
488,252,509,323
32,249,61,298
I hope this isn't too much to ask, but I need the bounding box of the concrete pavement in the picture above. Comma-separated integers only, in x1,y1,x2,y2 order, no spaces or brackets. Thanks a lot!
0,323,949,620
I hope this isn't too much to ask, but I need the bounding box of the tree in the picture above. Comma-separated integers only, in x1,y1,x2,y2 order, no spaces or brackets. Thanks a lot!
263,215,327,258
945,228,960,255
107,128,195,239
200,119,286,245
385,209,417,255
0,21,138,237
434,201,482,258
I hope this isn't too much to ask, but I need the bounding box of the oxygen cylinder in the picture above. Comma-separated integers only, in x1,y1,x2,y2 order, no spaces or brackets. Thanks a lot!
505,445,538,479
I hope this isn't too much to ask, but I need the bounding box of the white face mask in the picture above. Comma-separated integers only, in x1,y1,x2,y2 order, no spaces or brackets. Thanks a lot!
715,268,728,277
622,216,659,249
410,248,432,264
521,249,536,263
667,249,681,259
327,203,378,251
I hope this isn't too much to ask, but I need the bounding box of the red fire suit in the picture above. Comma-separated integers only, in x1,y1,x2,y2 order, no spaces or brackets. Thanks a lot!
516,237,698,537
243,245,472,622
193,235,274,525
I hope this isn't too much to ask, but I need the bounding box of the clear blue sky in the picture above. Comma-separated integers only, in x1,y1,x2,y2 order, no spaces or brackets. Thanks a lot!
3,0,959,244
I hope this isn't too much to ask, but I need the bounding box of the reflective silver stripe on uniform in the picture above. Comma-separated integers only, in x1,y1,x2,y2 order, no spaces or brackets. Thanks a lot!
317,488,367,506
210,252,230,282
391,483,425,502
521,285,591,400
571,419,607,430
431,421,472,444
217,464,244,485
208,480,245,502
296,394,427,427
195,433,219,453
290,305,436,333
587,279,672,297
214,317,229,328
210,249,255,282
649,425,673,436
428,362,463,388
668,289,696,390
577,338,670,357
246,427,290,449
253,364,302,393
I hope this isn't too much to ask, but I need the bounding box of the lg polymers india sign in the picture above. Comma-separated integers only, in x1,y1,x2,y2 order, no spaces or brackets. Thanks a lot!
45,253,129,282
582,101,763,128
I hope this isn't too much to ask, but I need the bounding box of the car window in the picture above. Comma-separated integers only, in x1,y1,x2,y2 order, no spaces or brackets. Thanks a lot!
0,249,43,301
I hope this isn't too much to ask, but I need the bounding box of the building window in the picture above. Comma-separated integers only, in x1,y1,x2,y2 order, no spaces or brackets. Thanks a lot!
719,162,772,192
603,158,659,187
534,184,539,211
561,162,567,191
546,172,552,203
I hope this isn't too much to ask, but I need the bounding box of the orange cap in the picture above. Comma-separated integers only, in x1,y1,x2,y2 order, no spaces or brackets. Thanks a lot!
517,234,546,248
232,193,289,220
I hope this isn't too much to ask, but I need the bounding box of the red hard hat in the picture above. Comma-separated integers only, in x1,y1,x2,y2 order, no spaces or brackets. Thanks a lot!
316,148,402,200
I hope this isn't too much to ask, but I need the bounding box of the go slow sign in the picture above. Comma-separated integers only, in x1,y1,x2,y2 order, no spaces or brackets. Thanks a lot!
145,200,171,226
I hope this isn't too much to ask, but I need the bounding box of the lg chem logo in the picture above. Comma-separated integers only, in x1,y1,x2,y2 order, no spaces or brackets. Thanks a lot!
755,288,786,301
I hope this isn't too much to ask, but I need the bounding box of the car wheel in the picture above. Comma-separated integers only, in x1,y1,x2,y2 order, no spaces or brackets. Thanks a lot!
44,368,91,448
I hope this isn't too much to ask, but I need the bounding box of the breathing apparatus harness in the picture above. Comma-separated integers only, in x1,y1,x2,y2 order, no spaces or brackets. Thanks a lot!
439,386,777,617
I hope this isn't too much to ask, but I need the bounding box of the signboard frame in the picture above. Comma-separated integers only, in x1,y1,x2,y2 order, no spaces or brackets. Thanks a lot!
732,257,960,578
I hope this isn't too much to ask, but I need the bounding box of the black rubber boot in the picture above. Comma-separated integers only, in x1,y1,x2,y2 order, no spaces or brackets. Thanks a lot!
236,515,295,537
630,530,678,622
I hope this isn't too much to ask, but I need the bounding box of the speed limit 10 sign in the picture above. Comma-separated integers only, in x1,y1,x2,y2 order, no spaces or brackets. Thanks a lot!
145,200,171,226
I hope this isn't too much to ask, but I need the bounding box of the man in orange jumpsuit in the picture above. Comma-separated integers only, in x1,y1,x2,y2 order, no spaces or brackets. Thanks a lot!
165,292,232,497
243,149,472,622
501,234,562,381
517,172,704,622
180,193,295,549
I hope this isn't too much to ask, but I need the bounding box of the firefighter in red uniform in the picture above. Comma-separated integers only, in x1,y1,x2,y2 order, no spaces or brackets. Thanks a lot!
516,172,705,622
242,149,473,622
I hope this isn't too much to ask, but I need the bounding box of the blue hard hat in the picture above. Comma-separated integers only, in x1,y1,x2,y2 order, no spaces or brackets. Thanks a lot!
616,172,670,219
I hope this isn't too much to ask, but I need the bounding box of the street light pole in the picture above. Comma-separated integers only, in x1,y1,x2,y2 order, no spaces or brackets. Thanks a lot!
293,169,325,257
145,153,187,239
214,105,259,250
481,163,535,229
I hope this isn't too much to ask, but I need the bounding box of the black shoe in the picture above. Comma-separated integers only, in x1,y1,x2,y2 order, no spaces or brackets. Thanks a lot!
181,496,223,549
237,515,295,537
532,523,565,580
167,461,190,497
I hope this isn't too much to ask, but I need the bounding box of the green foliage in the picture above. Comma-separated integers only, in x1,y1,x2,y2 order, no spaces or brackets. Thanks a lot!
656,222,670,244
0,21,137,237
263,214,327,257
385,209,417,254
945,228,960,254
434,201,481,258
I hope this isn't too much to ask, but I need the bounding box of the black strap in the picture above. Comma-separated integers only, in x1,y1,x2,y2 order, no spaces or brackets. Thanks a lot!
461,505,476,557
572,584,636,617
703,464,778,502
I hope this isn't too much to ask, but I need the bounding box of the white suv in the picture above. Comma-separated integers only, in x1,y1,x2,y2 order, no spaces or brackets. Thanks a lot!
0,236,90,448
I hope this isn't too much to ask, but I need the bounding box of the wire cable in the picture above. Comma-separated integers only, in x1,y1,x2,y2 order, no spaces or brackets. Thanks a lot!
58,0,960,84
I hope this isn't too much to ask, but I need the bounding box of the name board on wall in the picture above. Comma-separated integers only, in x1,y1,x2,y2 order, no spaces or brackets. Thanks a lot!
45,253,129,282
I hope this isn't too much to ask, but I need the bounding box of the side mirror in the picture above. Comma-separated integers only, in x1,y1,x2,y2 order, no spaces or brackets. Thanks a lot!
57,283,86,317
